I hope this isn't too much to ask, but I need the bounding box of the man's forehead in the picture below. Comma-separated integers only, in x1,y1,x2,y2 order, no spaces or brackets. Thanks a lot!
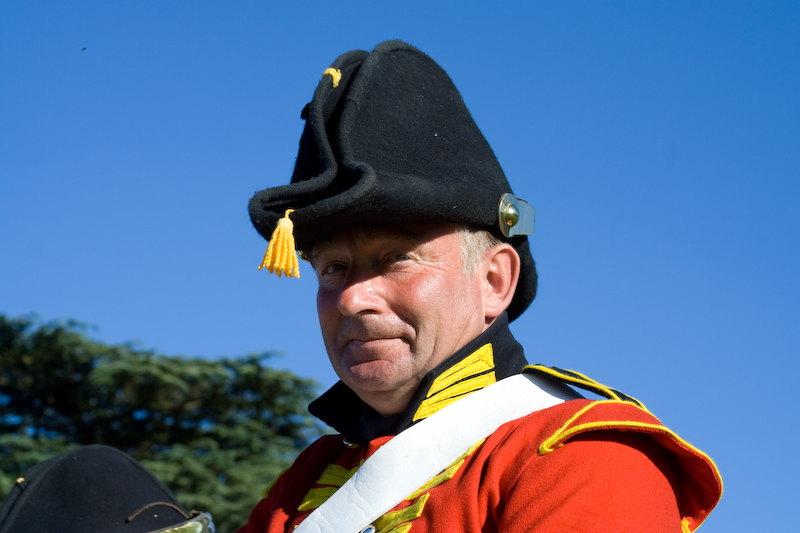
310,224,456,257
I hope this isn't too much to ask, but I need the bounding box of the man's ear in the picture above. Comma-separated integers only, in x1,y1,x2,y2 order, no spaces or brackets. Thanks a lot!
480,243,521,322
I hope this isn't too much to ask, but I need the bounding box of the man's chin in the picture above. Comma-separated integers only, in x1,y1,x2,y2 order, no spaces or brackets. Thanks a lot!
342,360,398,388
338,359,413,396
344,337,407,355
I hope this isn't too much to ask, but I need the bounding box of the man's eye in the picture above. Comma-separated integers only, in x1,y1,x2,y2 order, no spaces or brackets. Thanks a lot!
323,263,346,275
393,254,410,262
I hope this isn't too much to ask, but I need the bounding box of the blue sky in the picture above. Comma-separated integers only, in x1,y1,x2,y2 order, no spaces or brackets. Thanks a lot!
1,1,798,530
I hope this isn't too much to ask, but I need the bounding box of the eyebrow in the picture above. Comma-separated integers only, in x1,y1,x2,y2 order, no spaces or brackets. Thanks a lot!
309,226,425,264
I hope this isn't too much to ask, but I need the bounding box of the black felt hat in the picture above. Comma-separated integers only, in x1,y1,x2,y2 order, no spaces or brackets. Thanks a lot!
0,445,214,533
249,39,537,320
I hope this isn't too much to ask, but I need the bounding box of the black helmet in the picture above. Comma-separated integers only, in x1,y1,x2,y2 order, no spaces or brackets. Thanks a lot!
249,40,537,321
0,445,214,533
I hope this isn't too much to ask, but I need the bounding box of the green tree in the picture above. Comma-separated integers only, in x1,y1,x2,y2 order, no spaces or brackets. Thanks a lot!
0,315,322,533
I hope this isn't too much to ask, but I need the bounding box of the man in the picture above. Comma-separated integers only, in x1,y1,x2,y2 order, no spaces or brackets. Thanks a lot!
241,40,721,532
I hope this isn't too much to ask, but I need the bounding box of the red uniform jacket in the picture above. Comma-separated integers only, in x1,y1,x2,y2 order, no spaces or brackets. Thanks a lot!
238,317,722,533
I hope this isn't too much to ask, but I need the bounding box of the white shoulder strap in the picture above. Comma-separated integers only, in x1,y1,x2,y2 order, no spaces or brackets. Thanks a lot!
295,372,579,533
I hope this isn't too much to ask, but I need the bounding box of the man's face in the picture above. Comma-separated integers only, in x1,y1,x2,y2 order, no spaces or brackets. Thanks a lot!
312,224,487,415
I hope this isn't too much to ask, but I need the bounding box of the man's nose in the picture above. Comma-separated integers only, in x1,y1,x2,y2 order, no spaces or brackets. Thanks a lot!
337,270,382,317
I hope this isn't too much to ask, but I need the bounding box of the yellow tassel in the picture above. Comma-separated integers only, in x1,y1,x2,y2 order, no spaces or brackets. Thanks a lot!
322,67,342,88
258,209,300,278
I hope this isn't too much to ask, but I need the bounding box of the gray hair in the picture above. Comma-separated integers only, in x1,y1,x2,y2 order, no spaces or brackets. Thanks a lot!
455,225,501,278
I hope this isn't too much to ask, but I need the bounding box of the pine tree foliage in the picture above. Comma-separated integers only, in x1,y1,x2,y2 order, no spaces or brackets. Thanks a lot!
0,315,322,533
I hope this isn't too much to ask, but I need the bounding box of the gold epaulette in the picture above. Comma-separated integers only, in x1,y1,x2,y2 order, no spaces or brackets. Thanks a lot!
524,365,647,411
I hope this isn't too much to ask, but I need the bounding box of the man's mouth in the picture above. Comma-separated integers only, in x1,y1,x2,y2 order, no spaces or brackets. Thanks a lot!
344,337,401,349
339,336,409,361
339,324,406,348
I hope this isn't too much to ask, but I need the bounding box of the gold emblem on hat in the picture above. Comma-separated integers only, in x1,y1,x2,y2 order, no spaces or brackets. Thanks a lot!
498,193,536,238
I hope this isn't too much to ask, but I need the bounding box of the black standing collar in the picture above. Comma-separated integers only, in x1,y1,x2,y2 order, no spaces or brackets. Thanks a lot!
309,313,528,446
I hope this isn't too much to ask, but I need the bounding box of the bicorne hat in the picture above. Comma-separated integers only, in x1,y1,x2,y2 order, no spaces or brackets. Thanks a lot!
249,39,537,320
0,445,214,533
